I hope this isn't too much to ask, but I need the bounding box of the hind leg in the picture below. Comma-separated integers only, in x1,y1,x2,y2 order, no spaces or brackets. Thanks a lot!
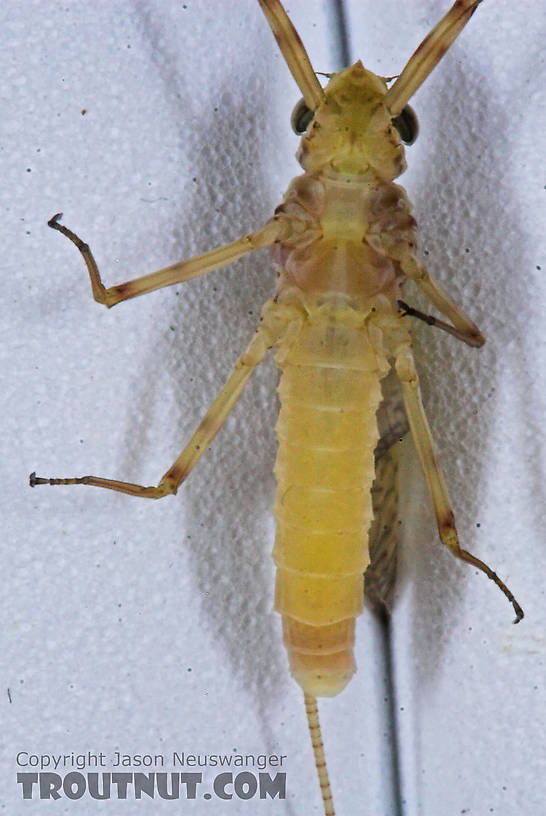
395,345,523,623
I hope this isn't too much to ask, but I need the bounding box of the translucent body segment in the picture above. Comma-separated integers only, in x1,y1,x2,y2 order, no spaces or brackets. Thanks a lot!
277,365,381,409
288,620,357,704
274,527,369,575
281,322,381,370
286,619,358,699
291,650,356,697
291,650,355,676
276,403,379,451
275,571,364,625
282,618,355,655
274,485,373,532
274,443,371,491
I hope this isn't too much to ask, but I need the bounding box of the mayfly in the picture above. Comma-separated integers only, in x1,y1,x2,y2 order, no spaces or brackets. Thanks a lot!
31,1,524,813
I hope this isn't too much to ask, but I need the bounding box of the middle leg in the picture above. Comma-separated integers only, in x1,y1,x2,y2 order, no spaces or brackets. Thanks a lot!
31,326,271,499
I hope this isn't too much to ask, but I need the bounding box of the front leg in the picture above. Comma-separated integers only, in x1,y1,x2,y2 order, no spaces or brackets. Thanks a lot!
48,213,290,308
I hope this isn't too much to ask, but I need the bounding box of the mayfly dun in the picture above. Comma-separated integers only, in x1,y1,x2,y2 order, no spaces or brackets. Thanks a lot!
30,1,524,813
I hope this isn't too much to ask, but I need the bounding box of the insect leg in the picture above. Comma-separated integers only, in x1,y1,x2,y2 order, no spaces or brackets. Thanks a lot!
48,213,289,308
405,266,485,347
30,328,269,498
395,345,524,623
398,299,482,347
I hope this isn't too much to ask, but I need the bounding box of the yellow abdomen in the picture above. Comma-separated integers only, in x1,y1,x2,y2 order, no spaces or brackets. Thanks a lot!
273,313,385,696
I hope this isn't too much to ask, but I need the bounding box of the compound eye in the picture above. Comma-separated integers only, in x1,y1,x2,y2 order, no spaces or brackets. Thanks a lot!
392,104,418,145
291,98,314,134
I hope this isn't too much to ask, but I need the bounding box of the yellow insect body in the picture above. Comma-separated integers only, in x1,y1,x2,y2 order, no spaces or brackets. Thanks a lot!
264,62,418,696
274,310,385,696
32,2,524,813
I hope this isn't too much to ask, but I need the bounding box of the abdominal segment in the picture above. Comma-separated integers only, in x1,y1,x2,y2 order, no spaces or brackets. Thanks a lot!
273,319,384,696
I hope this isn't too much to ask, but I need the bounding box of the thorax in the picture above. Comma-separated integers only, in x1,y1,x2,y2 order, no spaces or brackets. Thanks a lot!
272,170,417,313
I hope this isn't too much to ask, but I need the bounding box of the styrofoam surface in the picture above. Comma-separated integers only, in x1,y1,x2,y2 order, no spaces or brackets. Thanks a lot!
2,1,545,815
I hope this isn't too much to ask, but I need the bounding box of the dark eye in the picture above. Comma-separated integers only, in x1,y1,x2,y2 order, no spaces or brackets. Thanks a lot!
392,104,418,145
291,98,314,134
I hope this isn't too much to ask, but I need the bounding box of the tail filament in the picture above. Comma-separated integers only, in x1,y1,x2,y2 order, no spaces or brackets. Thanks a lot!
304,693,335,816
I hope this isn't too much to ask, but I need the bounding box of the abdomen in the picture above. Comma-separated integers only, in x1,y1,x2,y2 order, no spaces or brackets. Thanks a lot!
273,313,385,696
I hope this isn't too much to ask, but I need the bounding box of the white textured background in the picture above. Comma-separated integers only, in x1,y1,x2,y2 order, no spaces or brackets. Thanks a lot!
2,1,545,814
